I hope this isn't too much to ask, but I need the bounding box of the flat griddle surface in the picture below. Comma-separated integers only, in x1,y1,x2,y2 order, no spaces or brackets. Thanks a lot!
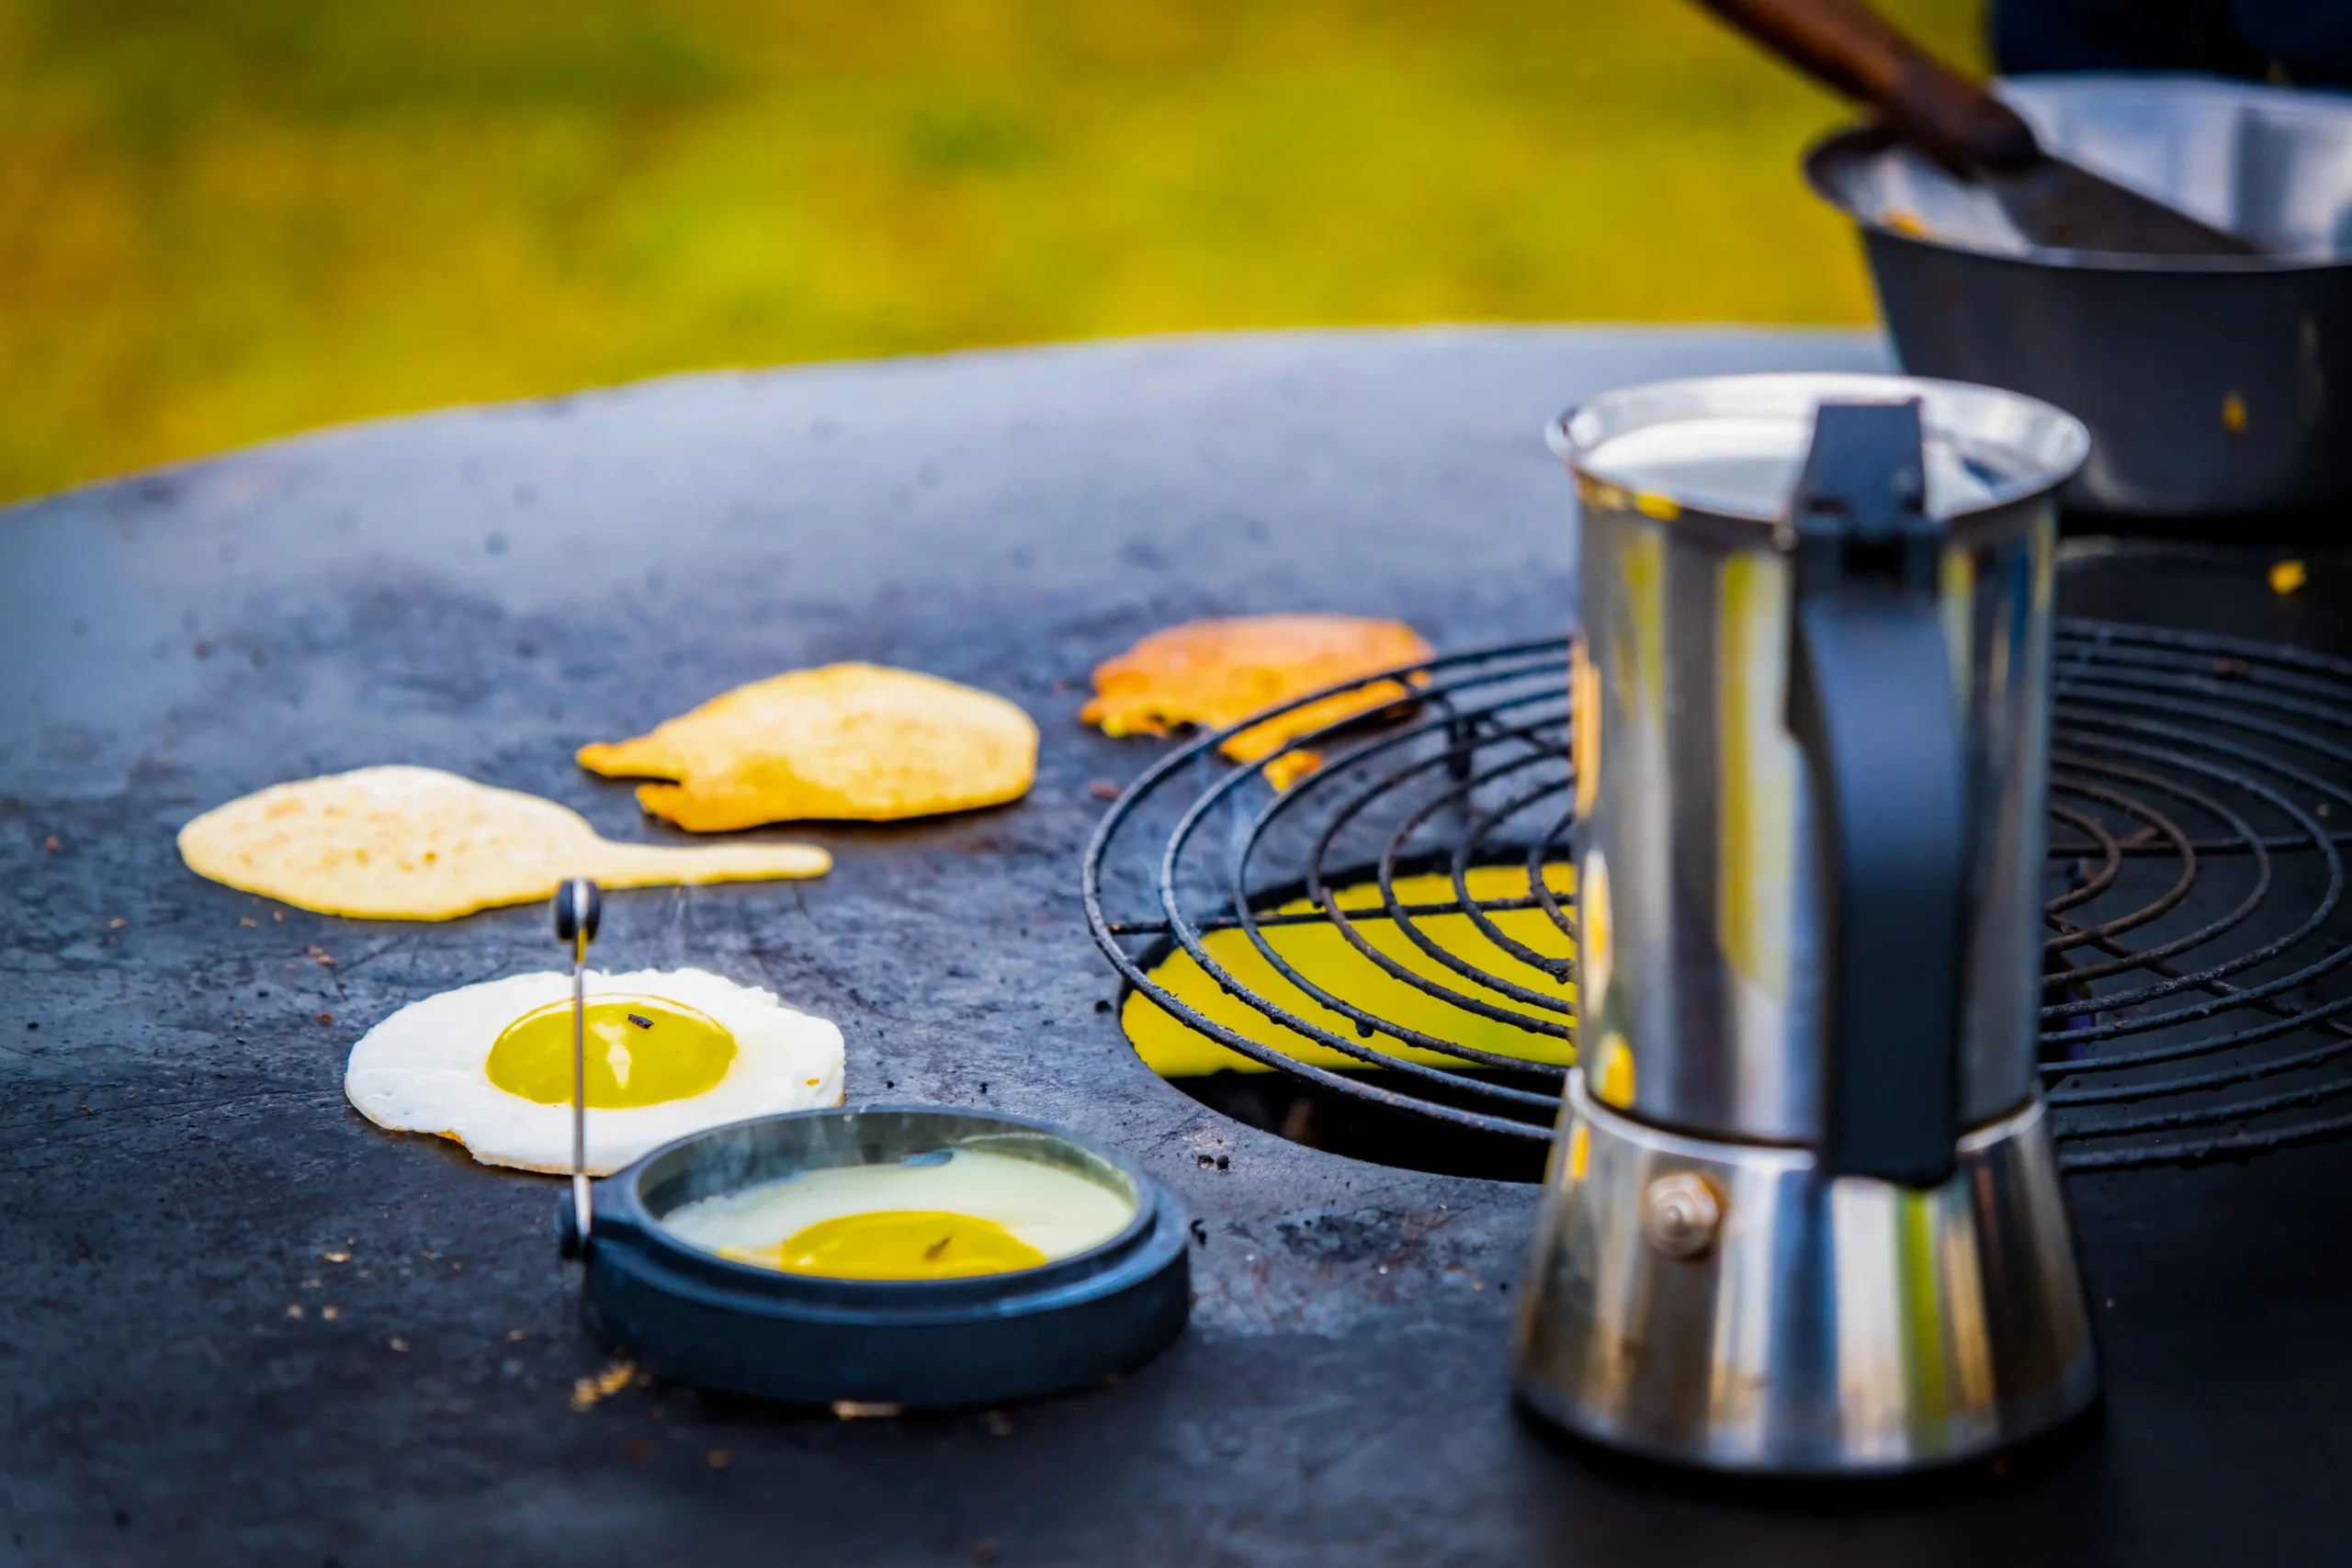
5,328,2350,1565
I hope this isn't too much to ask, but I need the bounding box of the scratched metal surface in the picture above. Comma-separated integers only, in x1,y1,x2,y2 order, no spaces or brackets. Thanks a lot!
5,328,2352,1566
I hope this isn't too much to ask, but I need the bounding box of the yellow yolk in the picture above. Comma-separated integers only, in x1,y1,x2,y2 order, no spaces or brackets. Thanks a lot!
727,1210,1050,1280
485,994,736,1107
664,1150,1136,1272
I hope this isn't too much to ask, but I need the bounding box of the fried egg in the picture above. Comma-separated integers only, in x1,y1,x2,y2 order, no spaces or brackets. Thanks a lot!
662,1148,1136,1280
345,967,843,1174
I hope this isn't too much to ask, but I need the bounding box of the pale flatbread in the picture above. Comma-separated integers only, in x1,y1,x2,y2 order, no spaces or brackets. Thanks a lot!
179,765,829,919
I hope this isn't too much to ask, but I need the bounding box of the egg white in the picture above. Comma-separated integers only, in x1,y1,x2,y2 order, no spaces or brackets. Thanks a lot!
345,967,844,1174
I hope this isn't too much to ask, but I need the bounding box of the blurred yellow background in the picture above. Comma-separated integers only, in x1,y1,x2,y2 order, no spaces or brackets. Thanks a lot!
0,0,1981,505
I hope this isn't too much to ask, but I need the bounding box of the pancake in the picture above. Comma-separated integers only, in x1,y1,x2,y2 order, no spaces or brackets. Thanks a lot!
1080,615,1430,786
579,663,1038,830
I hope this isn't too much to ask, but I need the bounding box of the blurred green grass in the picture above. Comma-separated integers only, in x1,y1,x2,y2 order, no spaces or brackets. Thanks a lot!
0,0,1981,504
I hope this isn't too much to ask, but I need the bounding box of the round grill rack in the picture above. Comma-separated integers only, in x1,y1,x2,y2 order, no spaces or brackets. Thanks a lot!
1081,622,2352,1175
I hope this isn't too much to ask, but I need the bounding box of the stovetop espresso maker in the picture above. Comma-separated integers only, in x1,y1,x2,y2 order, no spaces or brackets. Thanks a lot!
1516,372,2098,1474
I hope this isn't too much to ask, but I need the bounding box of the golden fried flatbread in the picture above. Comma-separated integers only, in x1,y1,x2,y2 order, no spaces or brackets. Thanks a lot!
578,663,1037,831
179,765,829,920
1080,615,1430,785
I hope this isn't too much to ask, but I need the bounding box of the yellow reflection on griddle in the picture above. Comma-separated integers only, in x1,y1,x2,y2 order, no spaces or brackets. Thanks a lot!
1125,866,1577,1076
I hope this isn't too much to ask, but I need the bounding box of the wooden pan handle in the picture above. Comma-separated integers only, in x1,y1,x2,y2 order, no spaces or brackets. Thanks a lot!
1694,0,2040,175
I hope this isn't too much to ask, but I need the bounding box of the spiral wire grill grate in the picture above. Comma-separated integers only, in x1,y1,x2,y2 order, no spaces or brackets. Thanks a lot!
1081,622,2352,1174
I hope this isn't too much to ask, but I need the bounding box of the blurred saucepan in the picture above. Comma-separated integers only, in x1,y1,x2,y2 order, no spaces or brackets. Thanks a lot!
1807,74,2352,518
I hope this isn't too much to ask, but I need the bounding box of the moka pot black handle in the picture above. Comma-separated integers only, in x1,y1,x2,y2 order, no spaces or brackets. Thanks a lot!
1785,400,1968,1189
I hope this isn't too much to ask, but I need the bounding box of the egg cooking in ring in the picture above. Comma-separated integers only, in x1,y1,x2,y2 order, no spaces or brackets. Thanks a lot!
345,968,844,1175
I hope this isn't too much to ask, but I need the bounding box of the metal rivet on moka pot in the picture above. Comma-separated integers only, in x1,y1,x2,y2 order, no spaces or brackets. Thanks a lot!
1517,373,2100,1475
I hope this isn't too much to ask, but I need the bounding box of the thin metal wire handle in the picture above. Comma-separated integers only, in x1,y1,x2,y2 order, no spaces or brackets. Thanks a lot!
552,878,602,1244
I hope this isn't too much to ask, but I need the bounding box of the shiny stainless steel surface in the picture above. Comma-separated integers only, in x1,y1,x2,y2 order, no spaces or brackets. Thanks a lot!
1514,1072,2098,1474
1807,75,2352,515
1523,372,2098,1475
1551,372,2085,1147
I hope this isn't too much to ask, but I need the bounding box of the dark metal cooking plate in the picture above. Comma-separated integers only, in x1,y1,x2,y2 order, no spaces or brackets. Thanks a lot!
7,329,2352,1562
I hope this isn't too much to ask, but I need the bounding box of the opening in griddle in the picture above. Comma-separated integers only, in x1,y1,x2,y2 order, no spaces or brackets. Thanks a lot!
1085,629,2352,1179
1115,856,1573,1182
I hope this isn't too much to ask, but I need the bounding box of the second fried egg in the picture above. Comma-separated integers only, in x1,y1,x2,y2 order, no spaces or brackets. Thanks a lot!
345,967,844,1174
